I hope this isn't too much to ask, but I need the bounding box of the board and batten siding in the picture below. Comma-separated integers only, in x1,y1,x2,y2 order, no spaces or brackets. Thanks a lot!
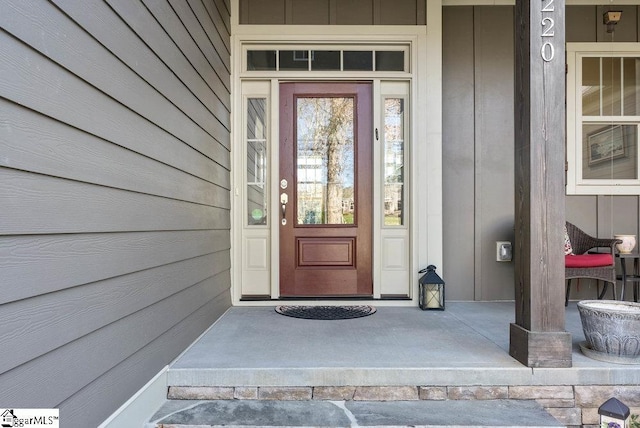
443,5,640,302
0,0,231,427
239,0,426,25
443,6,515,301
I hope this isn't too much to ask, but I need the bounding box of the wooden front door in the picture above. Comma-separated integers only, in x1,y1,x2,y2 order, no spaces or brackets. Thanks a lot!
279,82,373,297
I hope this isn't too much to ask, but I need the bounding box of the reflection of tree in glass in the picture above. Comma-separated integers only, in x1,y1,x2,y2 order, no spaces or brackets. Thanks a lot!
383,98,404,225
297,97,354,224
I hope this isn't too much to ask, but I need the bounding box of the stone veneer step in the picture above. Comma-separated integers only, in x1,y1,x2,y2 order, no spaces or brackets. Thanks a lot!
161,384,640,427
149,399,566,428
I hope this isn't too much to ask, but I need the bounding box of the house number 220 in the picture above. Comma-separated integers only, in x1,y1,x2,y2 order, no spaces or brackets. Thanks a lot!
541,0,555,62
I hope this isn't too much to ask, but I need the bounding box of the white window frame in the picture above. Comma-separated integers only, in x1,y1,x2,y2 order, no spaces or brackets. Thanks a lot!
567,43,640,195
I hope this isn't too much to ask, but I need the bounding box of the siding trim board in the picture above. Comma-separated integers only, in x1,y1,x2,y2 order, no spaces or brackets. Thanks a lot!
0,0,231,426
97,365,169,428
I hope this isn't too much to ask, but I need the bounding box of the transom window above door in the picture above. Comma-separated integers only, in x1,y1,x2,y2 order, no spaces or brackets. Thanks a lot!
244,46,409,73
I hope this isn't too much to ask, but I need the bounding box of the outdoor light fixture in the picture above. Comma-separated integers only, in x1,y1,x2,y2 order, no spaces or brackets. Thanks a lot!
603,11,622,33
599,397,630,428
418,265,445,310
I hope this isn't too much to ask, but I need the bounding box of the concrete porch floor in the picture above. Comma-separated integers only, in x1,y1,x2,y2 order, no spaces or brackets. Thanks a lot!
168,301,640,388
148,302,640,427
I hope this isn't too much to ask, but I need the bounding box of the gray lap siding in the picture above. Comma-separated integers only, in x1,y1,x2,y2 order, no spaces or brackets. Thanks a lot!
0,0,231,427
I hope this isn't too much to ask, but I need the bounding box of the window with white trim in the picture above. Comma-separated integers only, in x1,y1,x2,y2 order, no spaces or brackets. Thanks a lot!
567,43,640,195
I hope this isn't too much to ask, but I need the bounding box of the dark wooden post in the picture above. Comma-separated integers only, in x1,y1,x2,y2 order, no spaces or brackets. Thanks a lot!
510,0,572,367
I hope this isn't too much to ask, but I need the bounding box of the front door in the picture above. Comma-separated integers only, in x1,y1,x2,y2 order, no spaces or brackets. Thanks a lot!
279,82,373,297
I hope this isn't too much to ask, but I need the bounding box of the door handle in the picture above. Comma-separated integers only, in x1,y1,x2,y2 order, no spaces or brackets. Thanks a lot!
280,193,288,223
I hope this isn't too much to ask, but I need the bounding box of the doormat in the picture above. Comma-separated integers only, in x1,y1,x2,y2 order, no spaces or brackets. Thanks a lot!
275,305,376,320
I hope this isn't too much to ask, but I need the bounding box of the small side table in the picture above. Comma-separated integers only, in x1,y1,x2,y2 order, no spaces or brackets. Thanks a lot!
616,252,640,302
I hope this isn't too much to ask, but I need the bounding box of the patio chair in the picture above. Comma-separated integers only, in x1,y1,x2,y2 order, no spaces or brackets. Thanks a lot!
565,221,621,306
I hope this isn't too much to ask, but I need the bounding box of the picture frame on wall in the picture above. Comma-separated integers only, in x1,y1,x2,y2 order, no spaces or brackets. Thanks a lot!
588,125,625,165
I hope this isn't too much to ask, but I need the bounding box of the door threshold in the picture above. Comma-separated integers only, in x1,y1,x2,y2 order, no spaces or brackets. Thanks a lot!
239,296,411,302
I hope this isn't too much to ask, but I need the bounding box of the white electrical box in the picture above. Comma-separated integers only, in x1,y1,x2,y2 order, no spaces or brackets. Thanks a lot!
496,241,512,262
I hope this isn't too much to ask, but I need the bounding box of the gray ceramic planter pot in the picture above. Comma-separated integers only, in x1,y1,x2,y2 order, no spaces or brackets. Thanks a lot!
578,300,640,358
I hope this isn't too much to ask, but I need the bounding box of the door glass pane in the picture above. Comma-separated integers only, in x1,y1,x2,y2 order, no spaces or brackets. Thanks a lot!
582,57,601,116
296,97,355,225
582,124,637,180
384,98,404,226
247,98,268,225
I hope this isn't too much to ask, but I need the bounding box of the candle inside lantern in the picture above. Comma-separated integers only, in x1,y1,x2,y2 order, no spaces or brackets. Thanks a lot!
426,285,440,308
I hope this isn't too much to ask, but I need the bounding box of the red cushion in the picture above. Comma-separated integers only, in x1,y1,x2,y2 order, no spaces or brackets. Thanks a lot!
565,254,613,268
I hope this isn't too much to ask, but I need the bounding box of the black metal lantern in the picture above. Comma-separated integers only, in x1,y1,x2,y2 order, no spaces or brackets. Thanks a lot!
418,265,445,310
599,398,630,428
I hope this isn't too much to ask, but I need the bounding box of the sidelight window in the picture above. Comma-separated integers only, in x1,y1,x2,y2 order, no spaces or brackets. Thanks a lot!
246,97,268,225
383,98,405,225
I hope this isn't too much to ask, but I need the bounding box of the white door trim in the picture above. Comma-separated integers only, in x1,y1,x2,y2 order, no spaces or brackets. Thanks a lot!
230,23,442,306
